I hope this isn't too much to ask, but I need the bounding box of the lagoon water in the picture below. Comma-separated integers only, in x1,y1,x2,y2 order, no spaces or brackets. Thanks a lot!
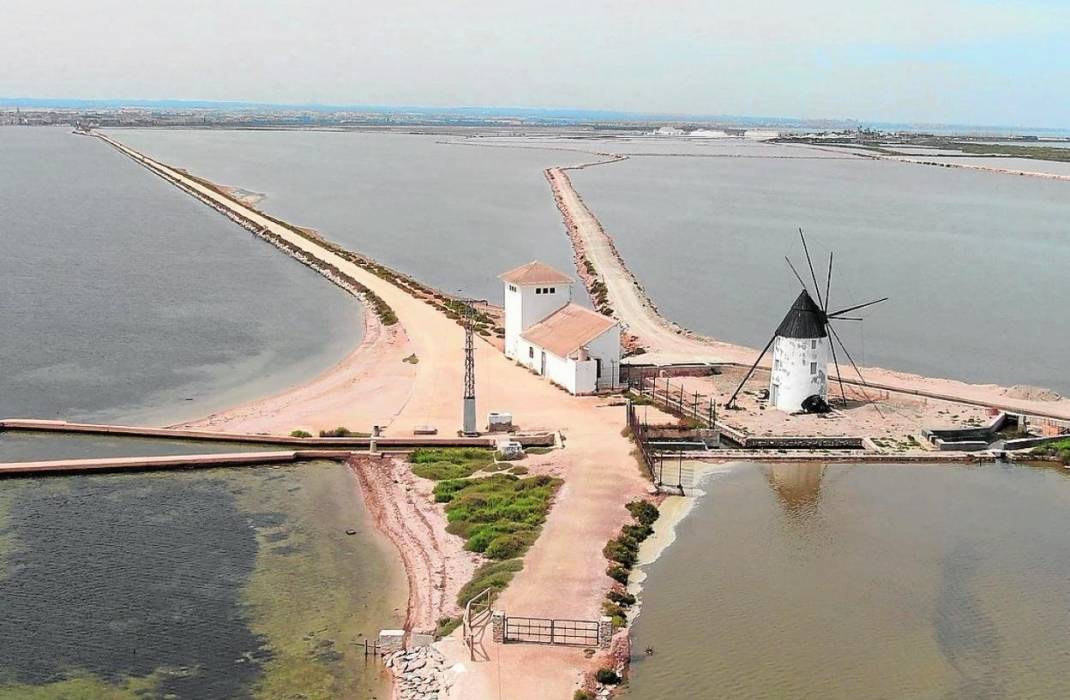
0,128,400,698
0,127,363,426
628,462,1070,699
0,462,404,698
111,129,591,302
568,142,1070,393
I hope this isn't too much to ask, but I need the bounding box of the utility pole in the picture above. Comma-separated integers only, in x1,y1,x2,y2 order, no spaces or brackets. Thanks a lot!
460,297,482,437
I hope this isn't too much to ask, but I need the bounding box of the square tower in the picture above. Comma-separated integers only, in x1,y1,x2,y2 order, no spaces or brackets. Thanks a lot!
499,261,573,359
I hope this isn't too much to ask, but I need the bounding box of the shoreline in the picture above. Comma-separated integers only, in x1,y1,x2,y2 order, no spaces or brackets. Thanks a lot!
546,159,1070,422
92,132,653,698
85,129,1067,699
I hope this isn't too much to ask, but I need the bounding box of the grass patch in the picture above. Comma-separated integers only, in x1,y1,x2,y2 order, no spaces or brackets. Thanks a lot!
409,447,494,481
525,446,553,455
290,430,312,438
457,559,524,607
434,474,562,560
1034,438,1070,465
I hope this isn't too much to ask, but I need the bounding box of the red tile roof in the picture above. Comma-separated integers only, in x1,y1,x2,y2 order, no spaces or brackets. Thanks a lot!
521,303,617,358
499,261,573,286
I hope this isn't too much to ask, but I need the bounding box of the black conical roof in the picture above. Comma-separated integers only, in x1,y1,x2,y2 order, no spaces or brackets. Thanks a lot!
775,290,828,338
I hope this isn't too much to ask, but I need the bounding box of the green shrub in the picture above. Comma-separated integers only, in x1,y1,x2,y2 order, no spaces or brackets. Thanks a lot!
603,539,638,568
509,465,530,475
457,559,524,607
607,565,629,585
485,532,531,559
319,426,367,438
410,448,495,481
607,590,636,607
626,500,660,527
595,668,621,685
433,473,561,560
289,429,312,438
574,691,595,700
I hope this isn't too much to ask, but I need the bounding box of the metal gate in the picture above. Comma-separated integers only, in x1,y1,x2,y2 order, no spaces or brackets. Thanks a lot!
503,616,600,647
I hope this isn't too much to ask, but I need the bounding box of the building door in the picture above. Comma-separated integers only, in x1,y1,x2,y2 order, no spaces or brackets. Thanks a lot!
771,383,779,404
540,351,547,376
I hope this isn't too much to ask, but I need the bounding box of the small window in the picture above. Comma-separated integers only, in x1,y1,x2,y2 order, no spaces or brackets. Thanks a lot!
811,339,817,349
528,347,534,359
810,362,818,375
535,288,542,295
509,284,517,293
549,287,555,294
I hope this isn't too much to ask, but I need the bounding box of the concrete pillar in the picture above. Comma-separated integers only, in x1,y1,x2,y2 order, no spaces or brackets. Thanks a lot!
598,616,613,649
492,611,505,643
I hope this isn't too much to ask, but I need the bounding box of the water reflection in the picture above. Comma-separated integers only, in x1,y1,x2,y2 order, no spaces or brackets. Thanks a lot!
764,462,825,516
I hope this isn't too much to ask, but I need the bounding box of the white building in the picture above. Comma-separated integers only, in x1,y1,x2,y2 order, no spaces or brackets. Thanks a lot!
500,261,621,395
768,290,830,412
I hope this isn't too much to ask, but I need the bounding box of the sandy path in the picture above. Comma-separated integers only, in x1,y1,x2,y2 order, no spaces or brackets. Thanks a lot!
546,166,1070,422
98,133,651,698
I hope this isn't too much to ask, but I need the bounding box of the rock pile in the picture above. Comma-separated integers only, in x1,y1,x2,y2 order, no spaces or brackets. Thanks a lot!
384,646,444,700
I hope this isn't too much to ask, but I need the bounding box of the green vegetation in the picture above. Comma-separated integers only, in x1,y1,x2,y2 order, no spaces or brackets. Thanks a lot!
318,426,368,438
950,142,1070,163
434,615,463,640
0,673,168,700
525,446,554,455
574,691,595,700
434,474,562,560
290,429,312,438
601,500,660,627
409,447,495,480
508,465,530,475
1034,438,1070,465
457,559,524,607
595,668,622,685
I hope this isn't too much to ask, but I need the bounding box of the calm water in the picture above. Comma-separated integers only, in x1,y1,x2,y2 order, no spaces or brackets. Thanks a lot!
628,462,1070,699
0,128,401,698
0,432,281,463
0,127,363,425
569,142,1070,393
110,129,592,302
0,462,404,698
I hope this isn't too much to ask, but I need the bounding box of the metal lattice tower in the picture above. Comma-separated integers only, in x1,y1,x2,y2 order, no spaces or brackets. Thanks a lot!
461,298,478,436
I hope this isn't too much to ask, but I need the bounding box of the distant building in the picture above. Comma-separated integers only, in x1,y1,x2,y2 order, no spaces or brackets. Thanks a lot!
653,126,686,136
500,261,621,394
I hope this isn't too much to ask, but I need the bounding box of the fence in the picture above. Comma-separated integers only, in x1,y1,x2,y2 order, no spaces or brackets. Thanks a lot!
503,617,601,647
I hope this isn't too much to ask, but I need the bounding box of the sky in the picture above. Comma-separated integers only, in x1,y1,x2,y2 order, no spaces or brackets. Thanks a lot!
2,0,1068,127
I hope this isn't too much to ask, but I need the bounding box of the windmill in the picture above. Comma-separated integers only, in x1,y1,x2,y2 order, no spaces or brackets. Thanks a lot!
725,230,887,413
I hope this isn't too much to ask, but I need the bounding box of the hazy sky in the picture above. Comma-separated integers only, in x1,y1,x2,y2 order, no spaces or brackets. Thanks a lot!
3,0,1068,126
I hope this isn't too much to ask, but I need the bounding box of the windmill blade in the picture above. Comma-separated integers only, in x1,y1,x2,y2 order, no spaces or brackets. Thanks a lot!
799,228,824,309
726,333,778,408
830,316,864,321
824,252,833,314
785,256,810,293
827,322,884,418
827,297,889,319
826,324,848,407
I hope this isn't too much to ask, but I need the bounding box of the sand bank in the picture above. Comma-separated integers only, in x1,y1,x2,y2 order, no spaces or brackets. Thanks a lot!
96,133,654,698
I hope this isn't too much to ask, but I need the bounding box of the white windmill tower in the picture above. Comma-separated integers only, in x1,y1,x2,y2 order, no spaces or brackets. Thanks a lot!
726,230,888,413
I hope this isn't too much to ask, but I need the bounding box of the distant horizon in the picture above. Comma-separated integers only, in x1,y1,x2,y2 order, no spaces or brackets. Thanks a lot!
4,96,1069,136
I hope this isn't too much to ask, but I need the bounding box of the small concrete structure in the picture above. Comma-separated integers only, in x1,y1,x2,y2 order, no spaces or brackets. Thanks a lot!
501,261,621,395
769,291,830,412
487,412,513,432
378,629,405,654
496,439,524,460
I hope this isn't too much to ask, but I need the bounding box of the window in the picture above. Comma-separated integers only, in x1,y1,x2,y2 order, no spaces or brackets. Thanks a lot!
811,339,817,349
810,362,818,375
509,284,517,293
535,287,542,295
548,287,555,294
528,347,534,359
